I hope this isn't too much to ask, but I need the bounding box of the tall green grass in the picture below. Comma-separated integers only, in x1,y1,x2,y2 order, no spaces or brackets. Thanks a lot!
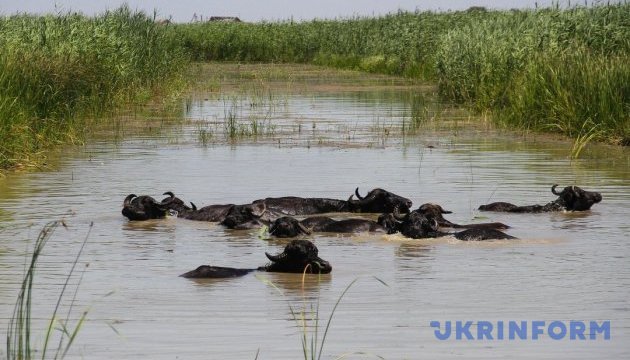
0,6,187,170
172,3,629,146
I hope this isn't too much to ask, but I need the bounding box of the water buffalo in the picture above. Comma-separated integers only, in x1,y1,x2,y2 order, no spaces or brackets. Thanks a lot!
390,207,517,241
180,240,332,278
157,187,411,228
268,216,390,238
347,187,413,213
478,185,602,213
251,187,412,215
416,203,510,229
121,192,175,221
156,192,272,228
160,192,235,222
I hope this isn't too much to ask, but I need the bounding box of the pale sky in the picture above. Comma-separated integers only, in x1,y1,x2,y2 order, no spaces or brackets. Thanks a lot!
0,0,592,22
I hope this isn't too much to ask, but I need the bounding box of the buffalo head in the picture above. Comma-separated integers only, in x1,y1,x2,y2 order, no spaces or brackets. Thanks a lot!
551,184,602,211
393,207,440,239
220,202,269,229
122,192,175,221
269,216,312,238
159,191,196,214
262,240,332,274
377,213,401,234
347,187,412,213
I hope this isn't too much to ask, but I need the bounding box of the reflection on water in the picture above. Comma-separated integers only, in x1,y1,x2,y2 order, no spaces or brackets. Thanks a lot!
0,64,629,359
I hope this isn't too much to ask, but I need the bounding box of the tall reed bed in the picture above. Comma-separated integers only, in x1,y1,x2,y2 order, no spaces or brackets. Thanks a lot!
0,6,187,170
173,3,629,146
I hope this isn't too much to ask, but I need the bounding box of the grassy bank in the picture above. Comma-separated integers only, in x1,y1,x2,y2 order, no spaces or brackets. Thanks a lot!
173,3,629,146
0,6,187,170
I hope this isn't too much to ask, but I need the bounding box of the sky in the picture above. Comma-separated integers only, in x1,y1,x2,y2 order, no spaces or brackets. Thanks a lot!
0,1,591,22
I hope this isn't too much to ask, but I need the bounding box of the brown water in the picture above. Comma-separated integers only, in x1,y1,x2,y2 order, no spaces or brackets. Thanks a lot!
1,64,629,359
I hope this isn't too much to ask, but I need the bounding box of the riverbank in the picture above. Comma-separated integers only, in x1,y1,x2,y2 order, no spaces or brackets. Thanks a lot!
0,6,187,171
1,4,627,171
173,3,629,147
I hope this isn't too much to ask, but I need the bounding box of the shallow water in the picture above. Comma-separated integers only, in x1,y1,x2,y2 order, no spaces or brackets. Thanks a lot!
1,64,629,359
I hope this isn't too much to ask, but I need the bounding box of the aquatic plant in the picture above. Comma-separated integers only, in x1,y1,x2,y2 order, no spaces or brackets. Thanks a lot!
6,221,92,360
258,274,387,359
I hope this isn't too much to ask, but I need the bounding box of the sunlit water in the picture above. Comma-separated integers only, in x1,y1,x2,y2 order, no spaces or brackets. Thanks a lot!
1,65,629,359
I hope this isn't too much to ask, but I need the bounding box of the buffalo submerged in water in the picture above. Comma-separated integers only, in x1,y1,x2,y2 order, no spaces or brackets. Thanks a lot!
479,184,602,213
387,207,517,241
121,187,413,228
180,239,332,278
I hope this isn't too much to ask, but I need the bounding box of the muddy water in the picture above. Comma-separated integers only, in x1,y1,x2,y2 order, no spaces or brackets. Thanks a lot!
1,65,629,359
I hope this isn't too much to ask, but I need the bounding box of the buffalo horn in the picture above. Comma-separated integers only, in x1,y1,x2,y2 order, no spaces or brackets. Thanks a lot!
551,184,561,195
161,191,175,205
123,194,137,207
355,187,364,200
265,251,286,263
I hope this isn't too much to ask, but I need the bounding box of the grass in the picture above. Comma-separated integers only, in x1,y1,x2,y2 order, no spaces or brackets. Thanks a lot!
258,273,388,359
0,6,187,170
6,221,92,360
172,3,629,148
2,3,627,168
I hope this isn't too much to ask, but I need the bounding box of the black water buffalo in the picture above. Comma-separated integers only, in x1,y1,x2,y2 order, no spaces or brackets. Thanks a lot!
121,192,175,221
180,240,332,278
347,187,413,213
156,192,272,228
268,216,390,238
416,203,510,229
479,185,602,213
161,192,235,222
390,207,516,241
157,187,411,228
250,187,412,215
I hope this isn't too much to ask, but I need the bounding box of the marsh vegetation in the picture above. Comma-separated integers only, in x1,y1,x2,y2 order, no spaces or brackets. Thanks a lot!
1,3,628,170
172,3,630,147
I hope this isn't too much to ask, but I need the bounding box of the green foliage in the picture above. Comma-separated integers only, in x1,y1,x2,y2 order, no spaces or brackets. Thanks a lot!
0,6,187,169
173,4,629,146
434,5,629,145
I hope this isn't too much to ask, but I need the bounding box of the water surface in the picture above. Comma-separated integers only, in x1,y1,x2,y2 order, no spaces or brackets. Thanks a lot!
1,64,628,359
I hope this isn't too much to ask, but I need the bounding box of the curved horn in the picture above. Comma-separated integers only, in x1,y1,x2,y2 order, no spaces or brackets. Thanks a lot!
124,194,137,207
298,222,312,235
430,218,439,231
551,184,562,196
355,187,364,200
393,206,407,221
190,202,197,211
265,251,286,262
160,191,175,205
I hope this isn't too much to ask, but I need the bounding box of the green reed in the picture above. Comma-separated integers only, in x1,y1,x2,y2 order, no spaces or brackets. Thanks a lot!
172,3,629,148
0,6,187,170
6,221,92,360
258,274,388,360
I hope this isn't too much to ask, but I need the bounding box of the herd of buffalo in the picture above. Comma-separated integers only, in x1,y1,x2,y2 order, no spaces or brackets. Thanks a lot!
121,185,602,279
